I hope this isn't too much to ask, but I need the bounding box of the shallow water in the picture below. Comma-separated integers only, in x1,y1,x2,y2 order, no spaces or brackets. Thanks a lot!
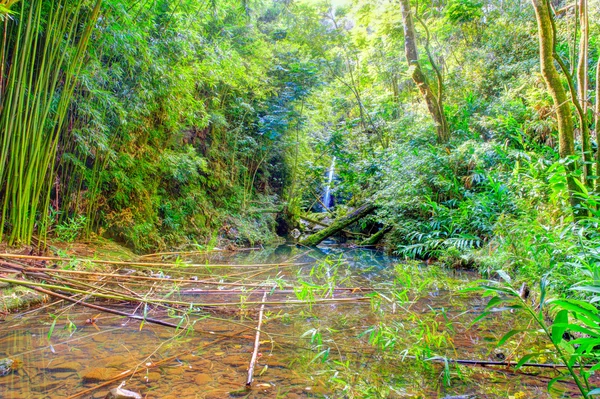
0,245,572,398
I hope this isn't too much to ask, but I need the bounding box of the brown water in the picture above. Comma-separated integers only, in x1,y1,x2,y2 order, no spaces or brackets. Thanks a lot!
0,245,572,398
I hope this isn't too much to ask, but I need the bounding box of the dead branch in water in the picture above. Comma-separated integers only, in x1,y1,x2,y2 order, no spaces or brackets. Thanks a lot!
423,356,594,369
246,292,268,387
27,284,182,329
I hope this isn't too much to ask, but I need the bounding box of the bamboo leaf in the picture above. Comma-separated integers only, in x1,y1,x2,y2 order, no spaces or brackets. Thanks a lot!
571,285,600,294
497,329,525,347
496,270,511,283
515,353,539,369
551,310,568,345
550,300,600,323
548,375,567,391
484,296,504,310
480,285,518,296
471,311,490,325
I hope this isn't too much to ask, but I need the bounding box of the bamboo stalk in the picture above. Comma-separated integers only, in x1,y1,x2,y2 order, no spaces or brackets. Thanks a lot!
2,262,367,292
0,277,370,307
27,285,182,329
246,292,267,387
139,249,224,258
0,0,101,244
0,253,307,268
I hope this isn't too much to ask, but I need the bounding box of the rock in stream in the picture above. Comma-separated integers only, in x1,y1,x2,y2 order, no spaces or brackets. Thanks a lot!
105,386,142,399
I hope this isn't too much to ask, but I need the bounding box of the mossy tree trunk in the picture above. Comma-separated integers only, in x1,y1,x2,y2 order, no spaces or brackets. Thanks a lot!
576,0,592,188
300,203,376,246
531,0,583,213
399,0,449,144
360,226,391,246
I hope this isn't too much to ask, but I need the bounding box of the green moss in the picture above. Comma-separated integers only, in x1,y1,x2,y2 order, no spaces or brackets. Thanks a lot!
0,286,46,313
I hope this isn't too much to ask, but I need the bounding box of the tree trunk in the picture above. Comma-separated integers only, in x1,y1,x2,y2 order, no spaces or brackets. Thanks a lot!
299,203,376,246
596,57,600,133
531,0,582,212
399,0,449,143
360,226,391,246
595,52,600,192
577,0,592,188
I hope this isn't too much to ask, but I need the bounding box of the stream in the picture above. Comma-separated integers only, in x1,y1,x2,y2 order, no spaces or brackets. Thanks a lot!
0,245,568,398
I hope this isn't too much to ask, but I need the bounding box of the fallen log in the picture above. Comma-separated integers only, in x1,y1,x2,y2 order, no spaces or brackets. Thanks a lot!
300,203,376,246
300,215,367,238
360,226,392,246
299,215,328,228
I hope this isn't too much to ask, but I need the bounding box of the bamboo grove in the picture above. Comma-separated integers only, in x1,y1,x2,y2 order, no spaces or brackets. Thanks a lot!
0,0,100,244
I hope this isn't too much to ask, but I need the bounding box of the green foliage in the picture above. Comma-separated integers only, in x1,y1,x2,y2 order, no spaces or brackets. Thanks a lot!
55,215,87,243
446,0,483,24
472,273,600,398
46,0,325,251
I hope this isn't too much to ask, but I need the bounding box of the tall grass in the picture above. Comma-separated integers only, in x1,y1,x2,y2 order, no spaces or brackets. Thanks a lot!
0,0,101,245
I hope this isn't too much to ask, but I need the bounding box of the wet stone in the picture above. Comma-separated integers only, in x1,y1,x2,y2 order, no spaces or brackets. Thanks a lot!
31,380,63,392
52,371,75,381
177,354,197,362
46,361,80,372
81,367,118,383
142,371,161,383
106,387,142,399
265,359,287,368
194,373,213,385
102,355,129,368
222,355,249,367
91,334,108,343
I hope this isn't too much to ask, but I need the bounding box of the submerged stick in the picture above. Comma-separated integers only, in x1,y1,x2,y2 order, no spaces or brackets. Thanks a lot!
246,292,268,387
423,356,594,369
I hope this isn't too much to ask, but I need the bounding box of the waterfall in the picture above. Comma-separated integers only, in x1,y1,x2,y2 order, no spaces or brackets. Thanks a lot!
322,156,336,210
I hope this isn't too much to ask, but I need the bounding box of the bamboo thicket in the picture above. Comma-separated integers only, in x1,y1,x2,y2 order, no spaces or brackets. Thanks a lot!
0,0,101,245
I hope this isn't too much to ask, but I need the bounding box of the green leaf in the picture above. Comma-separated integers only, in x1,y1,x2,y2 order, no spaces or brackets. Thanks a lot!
496,270,511,283
480,285,518,296
551,310,568,345
548,375,567,391
587,363,600,373
550,300,600,323
497,329,525,346
47,316,58,340
484,296,504,310
471,311,490,325
571,285,600,294
515,353,539,369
